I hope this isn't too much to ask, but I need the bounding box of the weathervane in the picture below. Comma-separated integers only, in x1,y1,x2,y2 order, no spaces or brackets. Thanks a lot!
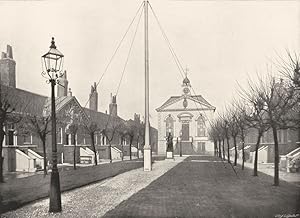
184,66,189,77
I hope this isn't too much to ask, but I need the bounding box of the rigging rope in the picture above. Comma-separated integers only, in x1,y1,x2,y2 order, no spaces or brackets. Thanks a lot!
149,3,237,170
148,2,214,128
82,1,145,110
104,1,144,132
115,3,144,96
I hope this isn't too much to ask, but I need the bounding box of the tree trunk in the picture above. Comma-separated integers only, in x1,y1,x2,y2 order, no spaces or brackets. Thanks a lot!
73,143,76,170
0,126,5,183
108,142,112,163
136,136,139,159
233,136,237,166
226,137,230,163
121,140,124,161
271,125,279,186
218,140,222,158
214,140,217,156
42,139,47,177
254,131,263,176
72,133,77,170
241,134,245,170
129,138,132,160
91,133,98,166
222,139,225,160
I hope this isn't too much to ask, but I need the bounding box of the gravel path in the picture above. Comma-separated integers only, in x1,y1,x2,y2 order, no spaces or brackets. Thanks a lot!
3,157,186,218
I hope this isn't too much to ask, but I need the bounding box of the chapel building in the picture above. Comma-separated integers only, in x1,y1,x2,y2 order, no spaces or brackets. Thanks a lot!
156,74,216,155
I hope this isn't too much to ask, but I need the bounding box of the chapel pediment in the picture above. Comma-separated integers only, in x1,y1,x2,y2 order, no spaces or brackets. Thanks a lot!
156,72,215,112
156,95,215,112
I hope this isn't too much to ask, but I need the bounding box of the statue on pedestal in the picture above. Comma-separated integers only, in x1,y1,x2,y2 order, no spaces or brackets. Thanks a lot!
166,132,173,152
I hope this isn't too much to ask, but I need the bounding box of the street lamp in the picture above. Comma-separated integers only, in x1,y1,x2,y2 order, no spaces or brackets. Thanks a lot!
42,37,64,213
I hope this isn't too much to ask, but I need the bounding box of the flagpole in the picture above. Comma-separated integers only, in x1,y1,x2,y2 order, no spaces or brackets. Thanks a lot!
144,0,152,171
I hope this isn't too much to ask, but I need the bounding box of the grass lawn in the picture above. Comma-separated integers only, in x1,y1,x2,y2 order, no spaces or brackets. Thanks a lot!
0,160,143,214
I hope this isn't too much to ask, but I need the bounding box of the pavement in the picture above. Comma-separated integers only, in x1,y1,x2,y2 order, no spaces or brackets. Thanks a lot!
223,155,300,186
2,155,300,218
235,157,300,186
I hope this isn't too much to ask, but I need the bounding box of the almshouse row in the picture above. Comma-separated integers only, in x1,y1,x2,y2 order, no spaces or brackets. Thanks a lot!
0,45,158,173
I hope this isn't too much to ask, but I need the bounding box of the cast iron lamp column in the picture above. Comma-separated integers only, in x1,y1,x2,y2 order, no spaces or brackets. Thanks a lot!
42,37,64,213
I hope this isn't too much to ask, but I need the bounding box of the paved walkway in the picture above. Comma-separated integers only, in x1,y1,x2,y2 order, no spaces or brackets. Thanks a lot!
2,157,186,218
238,159,300,186
103,156,299,218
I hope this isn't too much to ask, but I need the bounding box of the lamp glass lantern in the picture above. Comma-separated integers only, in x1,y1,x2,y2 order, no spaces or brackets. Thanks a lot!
42,37,64,79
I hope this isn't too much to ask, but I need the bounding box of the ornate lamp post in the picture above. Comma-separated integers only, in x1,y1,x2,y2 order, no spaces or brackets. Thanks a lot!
42,37,64,213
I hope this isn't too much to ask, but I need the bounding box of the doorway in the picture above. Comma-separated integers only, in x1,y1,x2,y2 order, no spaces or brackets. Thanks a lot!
182,123,189,141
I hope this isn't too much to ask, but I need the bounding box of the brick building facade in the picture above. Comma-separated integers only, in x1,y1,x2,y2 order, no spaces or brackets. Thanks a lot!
0,45,158,172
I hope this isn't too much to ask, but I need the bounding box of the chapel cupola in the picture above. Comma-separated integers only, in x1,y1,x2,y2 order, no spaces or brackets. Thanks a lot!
182,68,191,96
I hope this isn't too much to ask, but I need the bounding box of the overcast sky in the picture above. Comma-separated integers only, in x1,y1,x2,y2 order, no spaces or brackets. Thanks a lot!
0,0,299,128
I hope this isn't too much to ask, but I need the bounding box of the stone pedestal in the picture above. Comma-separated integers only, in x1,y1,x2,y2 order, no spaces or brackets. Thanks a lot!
139,150,143,158
166,151,174,159
144,147,152,171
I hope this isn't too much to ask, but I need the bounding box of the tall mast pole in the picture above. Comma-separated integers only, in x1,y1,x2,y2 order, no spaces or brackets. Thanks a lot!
144,0,152,171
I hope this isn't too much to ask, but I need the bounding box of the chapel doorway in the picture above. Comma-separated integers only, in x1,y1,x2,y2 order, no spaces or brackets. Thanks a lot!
182,123,189,141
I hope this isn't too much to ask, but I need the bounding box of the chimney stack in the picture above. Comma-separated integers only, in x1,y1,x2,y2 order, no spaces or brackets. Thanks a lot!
89,82,98,111
7,45,13,59
57,70,68,97
109,93,117,117
0,45,16,87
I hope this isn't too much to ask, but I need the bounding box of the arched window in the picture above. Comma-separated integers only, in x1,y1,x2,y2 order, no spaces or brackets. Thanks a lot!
165,115,174,137
197,116,206,137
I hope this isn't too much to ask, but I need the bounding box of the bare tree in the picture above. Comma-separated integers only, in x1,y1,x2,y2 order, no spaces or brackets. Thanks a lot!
208,121,220,157
59,104,84,170
233,100,250,170
125,128,134,160
239,76,270,177
212,118,226,159
18,114,51,176
227,108,240,166
68,123,79,169
254,74,299,186
277,51,300,146
219,114,231,163
126,121,141,160
82,122,100,166
102,116,124,163
0,85,29,182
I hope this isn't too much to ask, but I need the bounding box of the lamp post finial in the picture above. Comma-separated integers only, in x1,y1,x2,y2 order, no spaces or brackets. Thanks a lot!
50,37,56,49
